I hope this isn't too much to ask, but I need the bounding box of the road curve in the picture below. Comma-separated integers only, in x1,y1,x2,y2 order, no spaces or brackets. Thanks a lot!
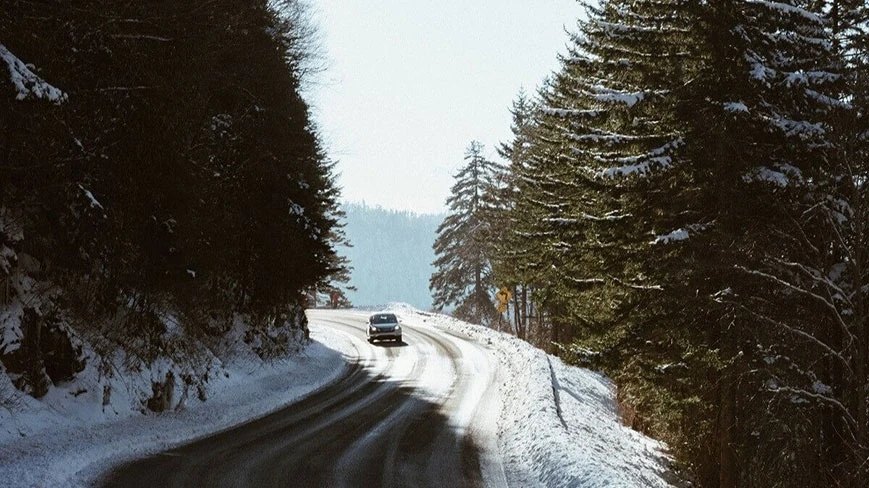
98,309,505,488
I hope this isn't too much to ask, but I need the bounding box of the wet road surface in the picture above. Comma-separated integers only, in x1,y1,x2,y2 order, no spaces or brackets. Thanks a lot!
98,310,504,488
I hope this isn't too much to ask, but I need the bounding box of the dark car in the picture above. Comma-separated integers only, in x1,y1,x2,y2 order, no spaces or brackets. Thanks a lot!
366,312,402,343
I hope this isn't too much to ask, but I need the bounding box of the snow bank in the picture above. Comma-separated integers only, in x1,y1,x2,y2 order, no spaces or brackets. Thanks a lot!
0,324,354,487
394,306,677,488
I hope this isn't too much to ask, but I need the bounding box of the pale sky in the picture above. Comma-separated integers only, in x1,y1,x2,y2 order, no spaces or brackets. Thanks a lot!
309,1,584,215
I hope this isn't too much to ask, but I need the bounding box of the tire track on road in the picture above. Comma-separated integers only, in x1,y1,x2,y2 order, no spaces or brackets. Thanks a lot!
99,310,494,488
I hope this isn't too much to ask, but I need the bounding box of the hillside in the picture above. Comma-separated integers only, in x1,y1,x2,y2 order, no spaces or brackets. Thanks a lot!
340,203,443,310
1,1,342,418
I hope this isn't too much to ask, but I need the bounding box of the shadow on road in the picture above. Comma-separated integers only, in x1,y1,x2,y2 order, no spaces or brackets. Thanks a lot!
98,358,483,488
372,340,407,348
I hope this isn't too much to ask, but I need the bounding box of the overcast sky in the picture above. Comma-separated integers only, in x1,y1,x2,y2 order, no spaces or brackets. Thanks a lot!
309,1,584,215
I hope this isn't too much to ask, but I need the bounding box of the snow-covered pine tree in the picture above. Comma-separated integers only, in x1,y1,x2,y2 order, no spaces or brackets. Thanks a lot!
804,0,869,483
509,0,713,461
508,0,855,484
676,1,850,485
1,0,345,394
430,141,501,326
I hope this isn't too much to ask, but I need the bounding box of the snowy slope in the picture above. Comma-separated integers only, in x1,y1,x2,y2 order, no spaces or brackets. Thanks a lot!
389,304,677,488
0,325,354,487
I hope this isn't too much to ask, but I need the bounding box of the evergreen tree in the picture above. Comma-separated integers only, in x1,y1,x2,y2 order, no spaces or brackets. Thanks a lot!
499,0,859,484
681,2,853,485
491,89,540,338
430,141,501,325
1,0,347,392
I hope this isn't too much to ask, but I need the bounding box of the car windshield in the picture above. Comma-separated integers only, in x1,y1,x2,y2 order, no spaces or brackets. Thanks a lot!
370,314,397,325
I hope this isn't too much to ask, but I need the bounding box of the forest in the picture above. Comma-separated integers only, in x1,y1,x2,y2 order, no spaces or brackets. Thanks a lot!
430,1,869,486
1,0,346,410
340,202,441,310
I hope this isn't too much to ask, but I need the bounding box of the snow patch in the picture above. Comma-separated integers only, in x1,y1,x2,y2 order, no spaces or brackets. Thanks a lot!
744,163,803,187
0,43,67,103
651,228,690,245
724,102,749,113
396,306,676,487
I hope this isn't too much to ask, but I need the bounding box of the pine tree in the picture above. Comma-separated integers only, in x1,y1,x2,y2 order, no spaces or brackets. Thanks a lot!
500,0,857,484
678,2,856,485
1,1,347,384
491,89,540,339
430,141,501,325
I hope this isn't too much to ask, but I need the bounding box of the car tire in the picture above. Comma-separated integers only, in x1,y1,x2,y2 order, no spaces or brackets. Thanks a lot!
367,337,373,344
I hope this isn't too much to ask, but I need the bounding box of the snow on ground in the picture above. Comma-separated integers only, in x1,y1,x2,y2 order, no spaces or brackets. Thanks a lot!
388,303,678,488
2,304,677,487
0,325,355,488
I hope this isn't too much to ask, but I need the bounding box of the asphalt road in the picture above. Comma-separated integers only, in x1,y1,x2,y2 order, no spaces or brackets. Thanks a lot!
98,309,505,488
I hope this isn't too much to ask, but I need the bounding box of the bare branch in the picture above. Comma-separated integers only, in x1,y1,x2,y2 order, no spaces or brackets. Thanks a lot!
736,265,858,345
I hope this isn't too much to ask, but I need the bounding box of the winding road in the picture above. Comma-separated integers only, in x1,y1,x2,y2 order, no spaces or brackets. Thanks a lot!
99,309,506,488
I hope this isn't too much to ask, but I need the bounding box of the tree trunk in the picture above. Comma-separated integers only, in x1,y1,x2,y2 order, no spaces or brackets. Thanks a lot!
854,187,868,487
512,285,522,339
719,367,737,488
522,285,529,341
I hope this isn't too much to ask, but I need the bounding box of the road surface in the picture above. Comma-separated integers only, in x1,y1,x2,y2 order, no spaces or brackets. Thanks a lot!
98,309,505,488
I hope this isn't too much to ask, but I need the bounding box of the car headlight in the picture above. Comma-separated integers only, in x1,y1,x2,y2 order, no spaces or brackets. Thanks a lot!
394,325,401,331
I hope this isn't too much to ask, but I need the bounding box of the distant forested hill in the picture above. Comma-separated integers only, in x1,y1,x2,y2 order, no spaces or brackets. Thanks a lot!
340,203,443,310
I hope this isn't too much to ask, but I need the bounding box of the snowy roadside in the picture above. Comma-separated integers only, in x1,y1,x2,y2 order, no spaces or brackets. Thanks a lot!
2,304,678,488
0,323,357,488
388,304,678,488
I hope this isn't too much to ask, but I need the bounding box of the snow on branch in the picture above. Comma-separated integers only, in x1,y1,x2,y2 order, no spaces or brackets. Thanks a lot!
542,107,604,119
569,130,676,145
768,116,826,138
0,43,67,103
609,275,663,291
772,258,853,309
597,138,684,178
768,386,857,432
650,228,688,245
542,211,630,225
743,163,803,187
77,184,104,211
650,223,713,245
581,84,660,108
746,0,825,25
565,277,606,286
746,53,776,83
724,102,749,113
108,34,174,42
735,265,856,344
785,70,839,87
593,20,690,36
581,211,630,222
735,302,853,376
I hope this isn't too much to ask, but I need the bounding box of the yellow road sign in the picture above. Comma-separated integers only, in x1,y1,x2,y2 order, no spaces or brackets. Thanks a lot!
496,287,511,304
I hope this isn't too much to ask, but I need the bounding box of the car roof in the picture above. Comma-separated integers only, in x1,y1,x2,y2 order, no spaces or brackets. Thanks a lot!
369,312,397,320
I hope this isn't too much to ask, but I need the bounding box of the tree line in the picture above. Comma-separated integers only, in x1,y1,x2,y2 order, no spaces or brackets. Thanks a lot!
431,1,868,486
1,0,347,400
